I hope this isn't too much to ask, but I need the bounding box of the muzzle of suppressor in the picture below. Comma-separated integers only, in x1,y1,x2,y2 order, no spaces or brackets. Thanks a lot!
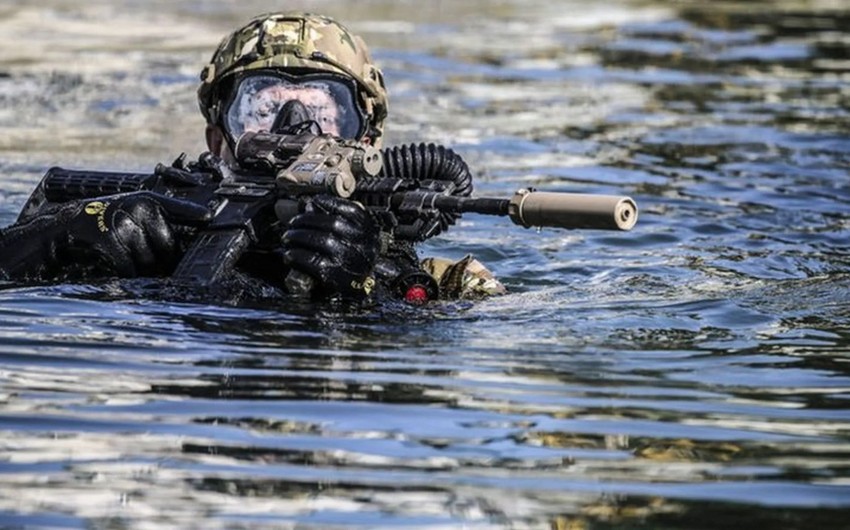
507,189,638,231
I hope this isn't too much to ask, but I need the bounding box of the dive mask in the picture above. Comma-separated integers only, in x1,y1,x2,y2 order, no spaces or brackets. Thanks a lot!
223,72,366,142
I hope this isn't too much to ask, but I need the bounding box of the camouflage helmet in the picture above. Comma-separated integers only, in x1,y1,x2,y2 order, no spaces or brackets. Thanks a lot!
198,12,388,144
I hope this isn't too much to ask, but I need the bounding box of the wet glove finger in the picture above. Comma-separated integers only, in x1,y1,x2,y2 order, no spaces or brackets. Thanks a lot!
283,246,373,297
282,247,336,284
286,213,372,247
308,195,369,221
95,192,208,276
144,193,213,226
282,226,375,269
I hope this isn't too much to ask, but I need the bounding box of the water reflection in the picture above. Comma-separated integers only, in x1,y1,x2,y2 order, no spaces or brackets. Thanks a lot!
2,0,850,528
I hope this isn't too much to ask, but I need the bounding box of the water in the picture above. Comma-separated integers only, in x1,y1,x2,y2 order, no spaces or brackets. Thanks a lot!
1,0,849,528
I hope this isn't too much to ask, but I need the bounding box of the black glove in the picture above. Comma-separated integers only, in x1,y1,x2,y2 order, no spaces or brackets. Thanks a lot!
0,191,211,281
281,195,380,299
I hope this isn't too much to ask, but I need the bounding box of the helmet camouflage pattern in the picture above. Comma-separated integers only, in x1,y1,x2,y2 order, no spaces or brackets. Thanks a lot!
198,12,388,144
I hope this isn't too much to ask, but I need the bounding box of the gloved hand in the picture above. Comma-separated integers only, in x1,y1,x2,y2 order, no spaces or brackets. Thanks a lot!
0,191,211,280
281,195,380,299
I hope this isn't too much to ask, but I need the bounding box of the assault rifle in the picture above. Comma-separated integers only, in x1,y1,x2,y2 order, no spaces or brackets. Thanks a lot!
19,110,638,294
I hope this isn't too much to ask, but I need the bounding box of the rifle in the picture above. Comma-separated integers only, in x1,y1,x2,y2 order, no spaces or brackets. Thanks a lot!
19,123,638,294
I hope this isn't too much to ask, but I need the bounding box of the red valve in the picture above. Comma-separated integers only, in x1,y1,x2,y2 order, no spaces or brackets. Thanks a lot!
404,285,429,304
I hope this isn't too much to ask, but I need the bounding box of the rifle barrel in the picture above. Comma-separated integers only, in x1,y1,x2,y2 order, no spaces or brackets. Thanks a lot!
432,195,508,216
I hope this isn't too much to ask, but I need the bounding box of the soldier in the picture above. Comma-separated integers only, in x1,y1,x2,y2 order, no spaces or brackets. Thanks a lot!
0,12,504,301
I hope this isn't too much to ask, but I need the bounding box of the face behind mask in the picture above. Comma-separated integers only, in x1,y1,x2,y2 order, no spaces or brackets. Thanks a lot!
224,73,366,142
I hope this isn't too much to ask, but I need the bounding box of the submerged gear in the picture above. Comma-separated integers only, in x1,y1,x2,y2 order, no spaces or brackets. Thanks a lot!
198,12,388,145
281,195,380,299
0,192,211,281
421,255,507,299
372,240,439,303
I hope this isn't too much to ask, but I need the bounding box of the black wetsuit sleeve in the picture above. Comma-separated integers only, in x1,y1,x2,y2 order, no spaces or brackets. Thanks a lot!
0,202,82,281
0,192,210,282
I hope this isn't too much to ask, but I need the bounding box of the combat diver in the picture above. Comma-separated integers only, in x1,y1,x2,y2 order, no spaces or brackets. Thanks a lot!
0,12,504,302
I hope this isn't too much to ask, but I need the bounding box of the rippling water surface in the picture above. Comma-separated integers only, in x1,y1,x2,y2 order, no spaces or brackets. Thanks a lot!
1,0,849,528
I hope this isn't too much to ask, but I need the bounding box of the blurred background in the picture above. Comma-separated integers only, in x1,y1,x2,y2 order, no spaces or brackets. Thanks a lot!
1,1,849,528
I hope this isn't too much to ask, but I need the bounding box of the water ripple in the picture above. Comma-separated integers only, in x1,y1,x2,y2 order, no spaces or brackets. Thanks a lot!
1,0,850,528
